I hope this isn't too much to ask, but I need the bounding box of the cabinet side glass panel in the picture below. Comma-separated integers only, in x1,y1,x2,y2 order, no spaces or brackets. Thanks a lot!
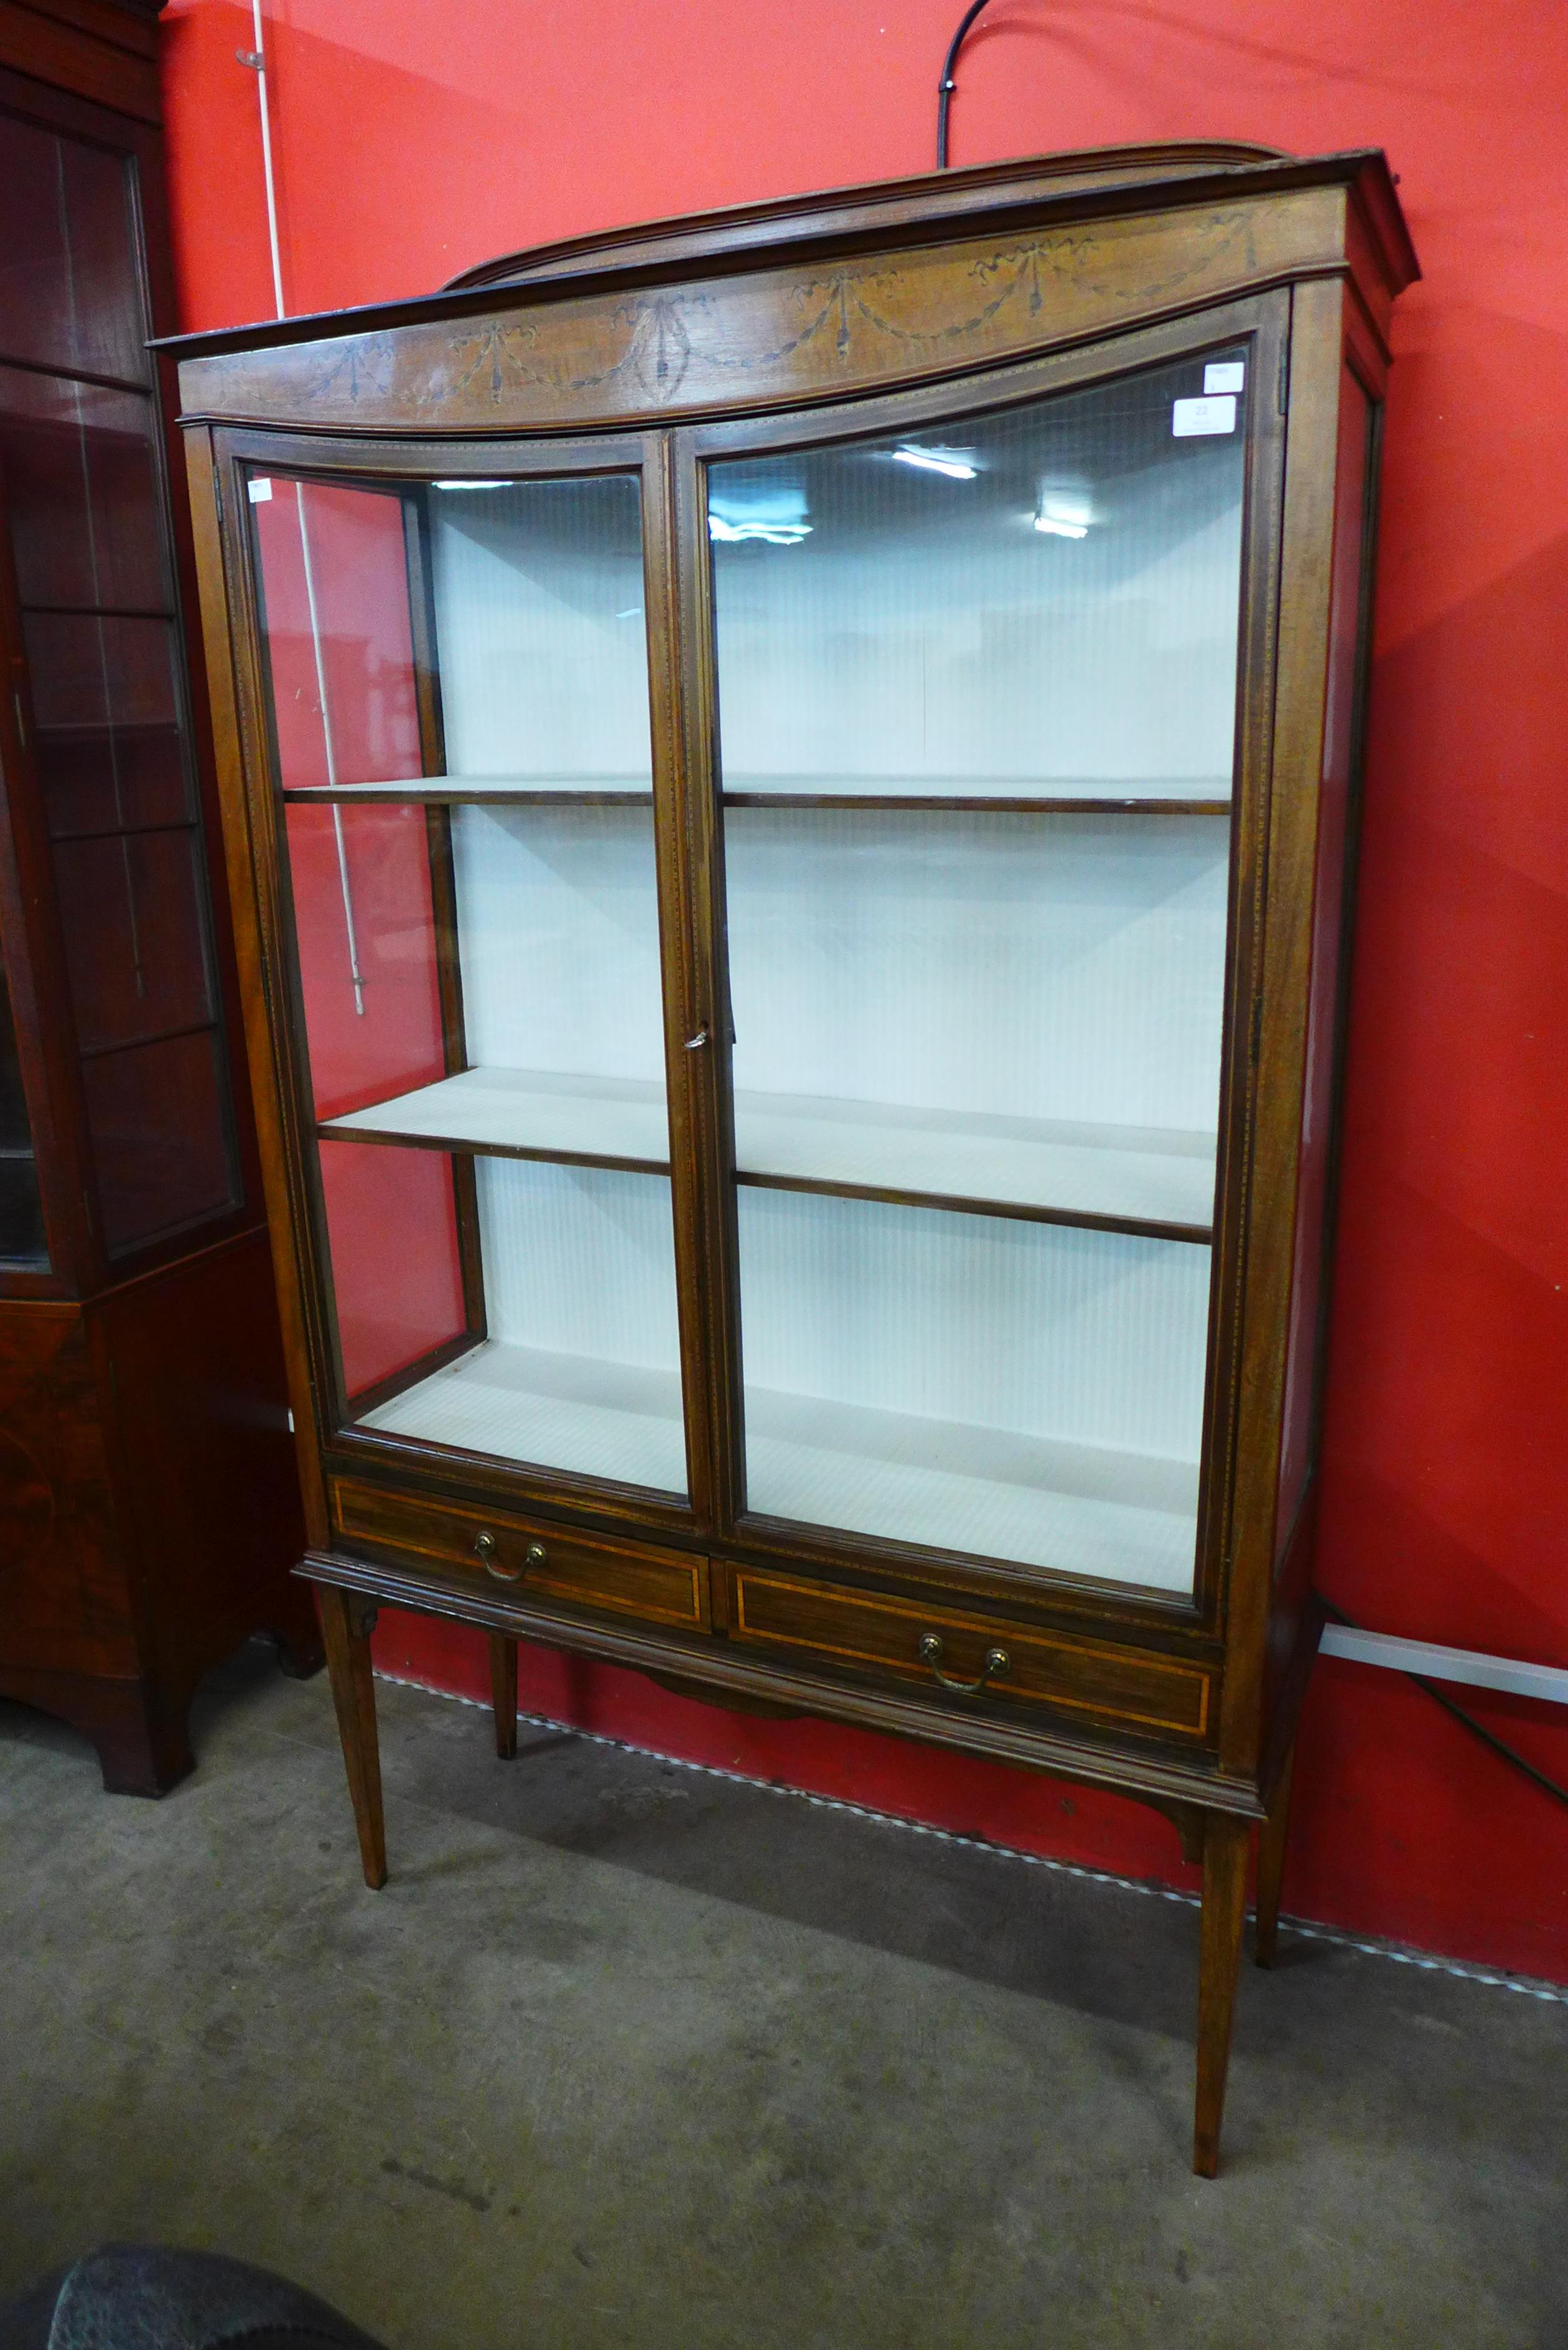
0,121,239,1257
253,469,687,1495
710,350,1249,1589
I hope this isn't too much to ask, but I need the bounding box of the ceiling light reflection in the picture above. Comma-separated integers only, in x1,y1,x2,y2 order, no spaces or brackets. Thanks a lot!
1035,490,1094,540
891,445,979,479
707,515,813,545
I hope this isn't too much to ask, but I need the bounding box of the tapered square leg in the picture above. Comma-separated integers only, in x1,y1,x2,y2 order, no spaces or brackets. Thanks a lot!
1254,1746,1297,1968
318,1587,386,1889
488,1632,518,1760
1193,1813,1249,2178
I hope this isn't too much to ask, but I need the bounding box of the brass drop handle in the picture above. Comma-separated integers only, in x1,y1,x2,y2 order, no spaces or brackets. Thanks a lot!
473,1529,518,1580
918,1631,1010,1696
472,1528,545,1583
473,1532,548,1580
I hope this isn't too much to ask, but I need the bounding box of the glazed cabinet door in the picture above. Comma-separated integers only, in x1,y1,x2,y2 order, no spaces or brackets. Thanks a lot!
696,322,1282,1604
243,449,699,1510
0,101,240,1283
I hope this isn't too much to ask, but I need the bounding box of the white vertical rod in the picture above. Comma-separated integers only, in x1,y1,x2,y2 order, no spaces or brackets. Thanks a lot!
245,2,365,1013
250,0,286,321
296,487,365,1013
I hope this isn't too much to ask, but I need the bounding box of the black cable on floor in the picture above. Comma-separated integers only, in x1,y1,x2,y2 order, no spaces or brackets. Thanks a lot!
1320,1595,1568,1812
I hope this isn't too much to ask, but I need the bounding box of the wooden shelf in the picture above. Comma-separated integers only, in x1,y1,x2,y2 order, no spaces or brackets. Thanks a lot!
722,775,1231,814
320,1068,671,1173
735,1093,1214,1238
743,1385,1200,1591
725,795,1231,815
281,777,1230,813
357,1338,688,1494
319,1067,1213,1238
282,775,651,805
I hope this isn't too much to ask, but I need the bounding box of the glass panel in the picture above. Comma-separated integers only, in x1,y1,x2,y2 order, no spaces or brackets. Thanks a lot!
725,808,1228,1230
432,478,653,790
710,352,1244,802
34,705,188,840
253,480,424,793
356,1159,687,1492
711,352,1251,1589
81,1028,233,1254
0,115,146,383
53,828,215,1051
254,469,685,1494
0,113,236,1262
0,366,166,611
319,1140,467,1401
0,954,47,1266
283,799,447,1118
739,1191,1209,1590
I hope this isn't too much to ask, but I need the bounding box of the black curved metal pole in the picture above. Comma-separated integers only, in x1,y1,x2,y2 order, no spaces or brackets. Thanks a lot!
937,0,999,168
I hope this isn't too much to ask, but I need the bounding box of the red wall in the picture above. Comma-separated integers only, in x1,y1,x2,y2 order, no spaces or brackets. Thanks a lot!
159,0,1568,1981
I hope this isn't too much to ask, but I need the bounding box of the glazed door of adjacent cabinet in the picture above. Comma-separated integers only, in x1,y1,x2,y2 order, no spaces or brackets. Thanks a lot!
245,446,702,1515
694,309,1285,1608
0,100,240,1284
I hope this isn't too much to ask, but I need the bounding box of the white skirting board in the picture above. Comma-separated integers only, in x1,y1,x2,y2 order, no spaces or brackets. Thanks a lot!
1320,1624,1568,1705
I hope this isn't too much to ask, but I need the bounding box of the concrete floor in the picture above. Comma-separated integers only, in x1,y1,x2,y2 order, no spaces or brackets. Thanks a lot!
2,1645,1564,2350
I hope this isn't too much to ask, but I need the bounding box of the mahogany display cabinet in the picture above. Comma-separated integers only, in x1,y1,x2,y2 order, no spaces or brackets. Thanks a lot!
0,0,320,1794
168,141,1416,2172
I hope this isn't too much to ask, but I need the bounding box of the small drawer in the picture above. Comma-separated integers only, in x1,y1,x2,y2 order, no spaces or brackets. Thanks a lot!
331,1477,707,1632
729,1567,1213,1743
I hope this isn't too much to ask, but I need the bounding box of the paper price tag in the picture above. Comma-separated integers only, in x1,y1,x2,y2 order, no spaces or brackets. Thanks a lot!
247,477,274,503
1204,361,1245,395
1172,395,1237,438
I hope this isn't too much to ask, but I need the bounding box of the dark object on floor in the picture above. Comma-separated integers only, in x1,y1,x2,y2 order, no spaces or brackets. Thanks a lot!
0,2245,385,2350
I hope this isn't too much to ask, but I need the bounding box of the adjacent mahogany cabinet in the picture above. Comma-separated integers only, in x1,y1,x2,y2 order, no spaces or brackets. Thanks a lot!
0,0,320,1792
169,142,1416,2171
